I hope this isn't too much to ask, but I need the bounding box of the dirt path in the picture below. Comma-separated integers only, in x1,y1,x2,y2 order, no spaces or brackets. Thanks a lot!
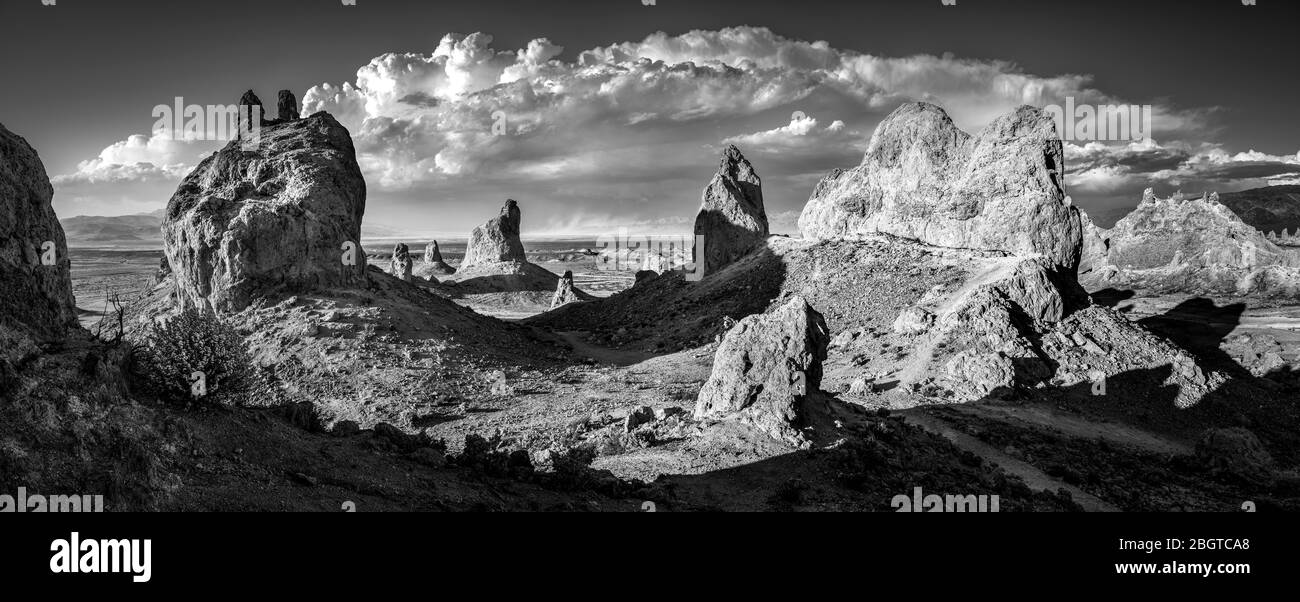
901,409,1119,512
557,331,661,366
948,403,1193,456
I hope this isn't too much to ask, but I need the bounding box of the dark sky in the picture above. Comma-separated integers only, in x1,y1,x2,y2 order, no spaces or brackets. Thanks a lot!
1,0,1296,230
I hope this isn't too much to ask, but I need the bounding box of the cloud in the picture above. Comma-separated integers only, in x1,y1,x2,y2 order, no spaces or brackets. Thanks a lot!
52,131,212,186
54,26,1273,232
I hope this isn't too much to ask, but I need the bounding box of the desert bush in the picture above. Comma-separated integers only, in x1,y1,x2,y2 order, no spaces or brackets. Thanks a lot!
133,308,255,406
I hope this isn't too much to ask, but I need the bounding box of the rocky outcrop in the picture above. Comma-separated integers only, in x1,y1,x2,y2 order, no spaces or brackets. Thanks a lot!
461,199,526,269
1077,209,1110,277
550,270,580,310
798,102,1081,273
694,296,828,447
1083,189,1300,296
418,240,456,276
389,243,413,282
0,122,78,343
238,90,264,133
163,111,368,312
694,145,769,276
277,90,300,122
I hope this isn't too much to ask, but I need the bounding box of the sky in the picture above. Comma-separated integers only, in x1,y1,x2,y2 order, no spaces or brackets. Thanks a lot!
1,0,1297,236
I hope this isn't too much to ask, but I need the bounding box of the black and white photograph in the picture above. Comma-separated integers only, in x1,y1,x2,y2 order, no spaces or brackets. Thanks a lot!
0,0,1293,588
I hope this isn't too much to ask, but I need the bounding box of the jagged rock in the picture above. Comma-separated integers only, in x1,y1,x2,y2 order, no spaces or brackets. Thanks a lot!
277,90,299,122
624,406,656,433
237,90,264,134
163,112,368,312
0,122,78,344
693,145,769,276
694,296,828,446
550,270,580,310
461,199,527,269
798,102,1081,273
418,240,456,276
634,270,658,285
1090,188,1300,296
389,243,413,282
1195,427,1273,478
1077,209,1110,276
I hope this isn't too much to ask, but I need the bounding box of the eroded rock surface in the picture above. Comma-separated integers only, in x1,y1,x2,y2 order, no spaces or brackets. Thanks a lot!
0,122,78,344
695,296,829,446
461,199,526,270
798,102,1080,272
694,145,768,276
162,111,368,312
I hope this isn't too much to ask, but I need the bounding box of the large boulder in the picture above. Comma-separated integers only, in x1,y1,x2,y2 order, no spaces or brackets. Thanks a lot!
461,199,526,269
0,122,78,343
694,145,769,276
163,111,368,312
694,296,829,446
277,90,300,122
798,102,1081,273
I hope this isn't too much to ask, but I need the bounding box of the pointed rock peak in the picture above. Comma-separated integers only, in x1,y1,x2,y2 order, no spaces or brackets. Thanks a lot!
1142,188,1158,203
278,90,299,121
693,145,769,277
461,199,528,269
424,240,444,263
718,144,759,183
239,90,262,107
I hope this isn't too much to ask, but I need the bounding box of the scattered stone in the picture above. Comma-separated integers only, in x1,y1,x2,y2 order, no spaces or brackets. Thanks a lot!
892,306,935,335
625,406,657,433
693,145,769,277
485,370,514,396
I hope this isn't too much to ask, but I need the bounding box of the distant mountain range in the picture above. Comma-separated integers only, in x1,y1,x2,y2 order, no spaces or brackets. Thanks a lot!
60,209,164,248
1217,185,1300,235
61,208,437,249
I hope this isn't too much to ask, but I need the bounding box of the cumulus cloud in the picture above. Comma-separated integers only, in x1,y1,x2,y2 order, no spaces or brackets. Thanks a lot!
52,131,210,186
55,26,1282,231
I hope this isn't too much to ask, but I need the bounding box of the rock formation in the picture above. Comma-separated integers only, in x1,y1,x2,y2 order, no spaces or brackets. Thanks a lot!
1077,209,1111,277
418,240,456,276
163,111,368,312
0,122,78,343
238,89,264,133
389,243,413,282
798,102,1081,273
461,199,527,269
693,145,769,276
694,296,829,447
1082,188,1300,296
550,270,580,310
277,90,299,122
